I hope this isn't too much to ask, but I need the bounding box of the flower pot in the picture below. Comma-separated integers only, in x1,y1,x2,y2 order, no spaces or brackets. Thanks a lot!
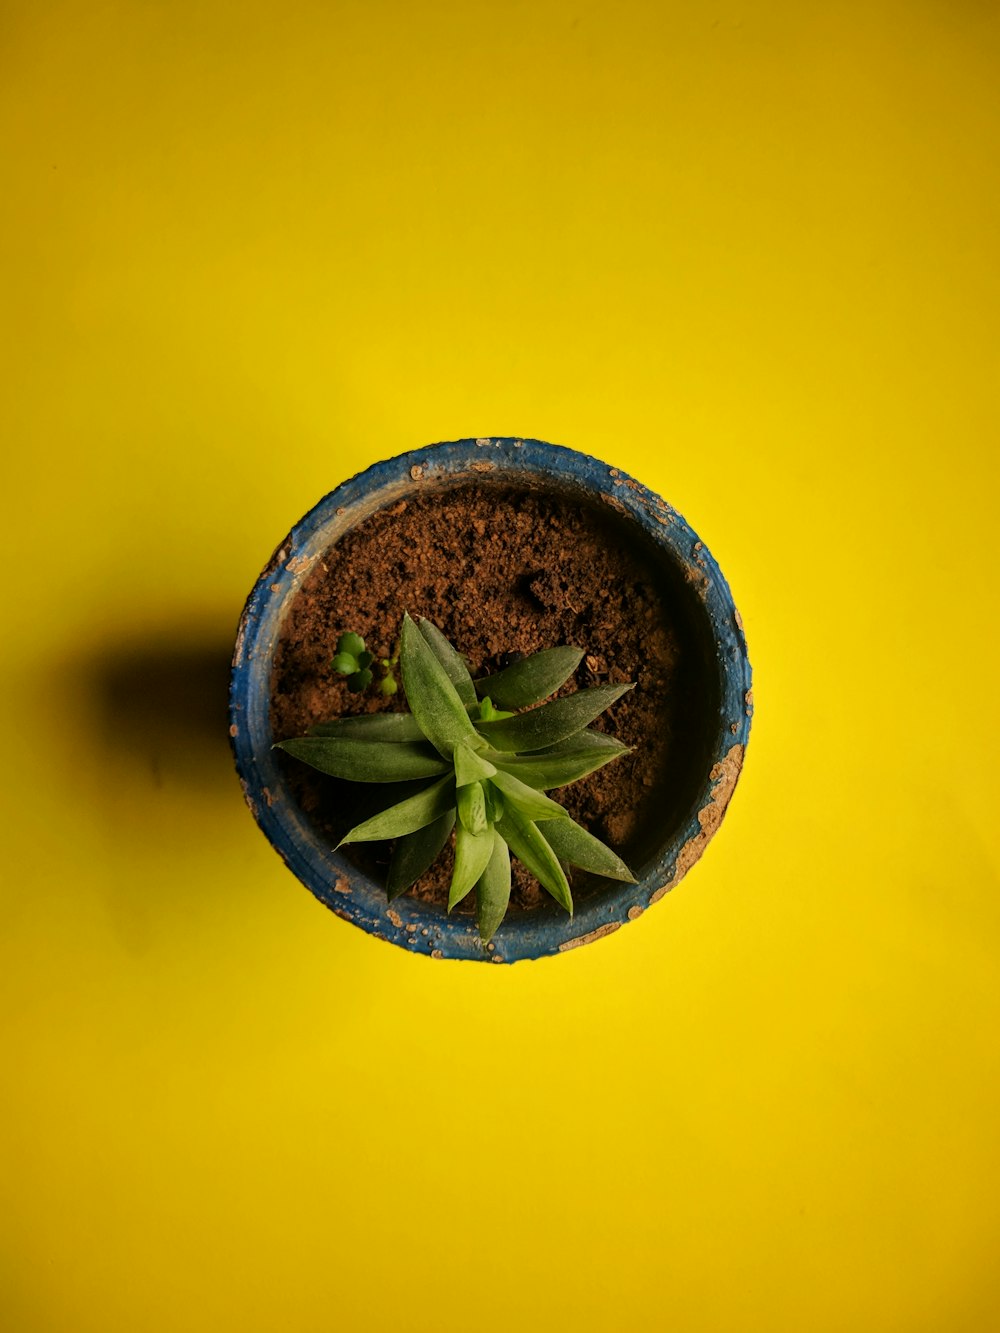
229,437,752,962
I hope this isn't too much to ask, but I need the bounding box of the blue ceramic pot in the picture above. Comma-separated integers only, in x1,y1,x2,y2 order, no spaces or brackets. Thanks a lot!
230,438,752,962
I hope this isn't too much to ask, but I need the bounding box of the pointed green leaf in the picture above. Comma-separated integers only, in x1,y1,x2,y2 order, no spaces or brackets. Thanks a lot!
453,739,497,787
457,779,488,835
474,646,584,708
542,817,636,882
310,712,425,742
477,696,515,722
473,683,635,752
275,736,448,782
448,822,494,910
483,782,505,824
400,613,480,757
476,830,511,943
492,731,630,789
496,807,573,914
536,727,626,754
418,618,478,709
339,775,456,845
387,810,455,901
488,770,569,822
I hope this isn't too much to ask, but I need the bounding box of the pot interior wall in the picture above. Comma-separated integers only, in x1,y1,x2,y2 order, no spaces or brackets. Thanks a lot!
269,474,722,919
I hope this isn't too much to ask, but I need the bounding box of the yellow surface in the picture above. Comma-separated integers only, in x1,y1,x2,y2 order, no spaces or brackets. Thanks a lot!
3,3,999,1330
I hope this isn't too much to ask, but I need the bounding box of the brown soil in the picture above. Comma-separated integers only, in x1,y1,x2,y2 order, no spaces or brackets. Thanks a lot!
269,481,715,917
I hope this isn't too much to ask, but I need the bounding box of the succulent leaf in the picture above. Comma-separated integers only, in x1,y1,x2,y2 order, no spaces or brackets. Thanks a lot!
346,668,373,692
418,618,478,709
542,817,636,882
338,775,455,845
477,696,514,721
535,727,627,754
483,782,505,824
276,736,448,782
496,805,573,913
310,712,425,741
475,831,512,944
331,651,358,675
453,739,497,786
449,822,495,910
400,613,481,758
457,779,488,835
487,769,569,822
492,731,630,789
473,683,634,752
387,811,456,900
474,646,584,709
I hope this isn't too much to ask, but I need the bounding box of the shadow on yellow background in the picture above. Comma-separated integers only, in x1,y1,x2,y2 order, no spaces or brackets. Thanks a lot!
2,2,998,1331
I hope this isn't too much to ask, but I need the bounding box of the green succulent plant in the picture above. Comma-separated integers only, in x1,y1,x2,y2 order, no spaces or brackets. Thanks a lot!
276,613,636,944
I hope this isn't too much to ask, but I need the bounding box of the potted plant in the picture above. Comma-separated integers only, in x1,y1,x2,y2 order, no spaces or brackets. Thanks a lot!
229,437,752,962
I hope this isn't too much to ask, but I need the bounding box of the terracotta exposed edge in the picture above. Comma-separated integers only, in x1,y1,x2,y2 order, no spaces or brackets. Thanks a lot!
650,742,745,904
233,615,248,670
238,776,258,820
260,543,288,583
558,921,622,952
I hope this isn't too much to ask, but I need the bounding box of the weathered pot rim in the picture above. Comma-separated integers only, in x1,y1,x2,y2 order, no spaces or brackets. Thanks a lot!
229,437,752,962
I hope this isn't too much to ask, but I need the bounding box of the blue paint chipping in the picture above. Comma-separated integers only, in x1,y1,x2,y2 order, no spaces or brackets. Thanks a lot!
229,438,753,962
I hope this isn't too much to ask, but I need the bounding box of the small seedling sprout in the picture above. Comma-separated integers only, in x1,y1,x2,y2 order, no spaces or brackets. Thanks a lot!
331,631,399,696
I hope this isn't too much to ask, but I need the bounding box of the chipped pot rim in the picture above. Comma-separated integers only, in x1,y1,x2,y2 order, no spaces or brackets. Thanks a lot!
229,437,752,962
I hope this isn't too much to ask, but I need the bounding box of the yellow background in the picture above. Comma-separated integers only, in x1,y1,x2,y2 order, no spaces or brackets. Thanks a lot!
3,3,999,1330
